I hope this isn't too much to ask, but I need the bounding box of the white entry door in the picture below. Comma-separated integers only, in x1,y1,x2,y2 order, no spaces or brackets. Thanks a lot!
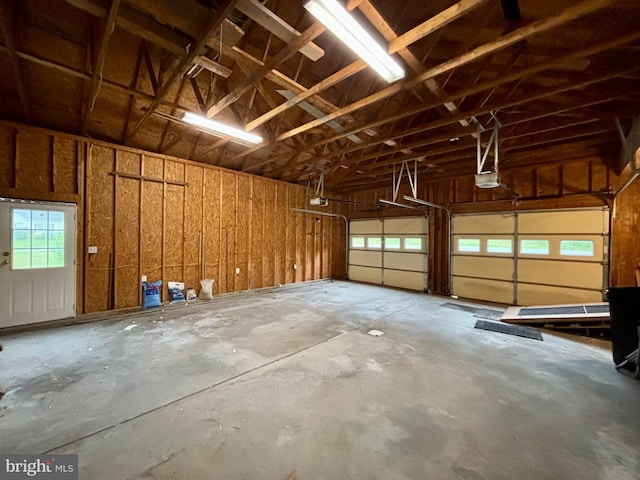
0,199,77,328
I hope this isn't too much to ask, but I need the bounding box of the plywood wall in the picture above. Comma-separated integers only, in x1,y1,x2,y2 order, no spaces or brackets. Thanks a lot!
0,121,340,316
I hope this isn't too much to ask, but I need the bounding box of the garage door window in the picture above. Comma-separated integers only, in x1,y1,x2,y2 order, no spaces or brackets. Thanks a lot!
487,238,512,254
520,239,549,255
384,237,401,249
404,238,422,250
458,238,480,252
367,237,382,249
351,237,365,248
560,240,594,257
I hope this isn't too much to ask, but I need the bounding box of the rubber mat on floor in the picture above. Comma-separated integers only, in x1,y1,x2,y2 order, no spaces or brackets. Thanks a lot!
474,319,543,341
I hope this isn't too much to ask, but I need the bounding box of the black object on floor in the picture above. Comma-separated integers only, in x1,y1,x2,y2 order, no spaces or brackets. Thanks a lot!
474,320,543,341
606,287,640,367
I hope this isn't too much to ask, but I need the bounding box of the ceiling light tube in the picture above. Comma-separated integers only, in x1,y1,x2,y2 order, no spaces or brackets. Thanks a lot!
403,195,450,212
378,199,424,211
304,0,405,83
182,112,263,145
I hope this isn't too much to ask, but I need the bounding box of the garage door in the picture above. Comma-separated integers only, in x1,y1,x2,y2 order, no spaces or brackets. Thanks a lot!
348,216,428,291
452,208,609,305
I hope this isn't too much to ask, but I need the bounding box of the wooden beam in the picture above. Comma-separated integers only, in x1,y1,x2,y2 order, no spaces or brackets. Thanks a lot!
389,0,490,53
291,70,637,181
359,0,482,128
235,0,324,61
65,0,243,53
206,21,327,117
279,29,640,165
0,1,31,123
190,78,206,113
143,48,159,96
123,0,244,45
193,56,233,78
81,0,121,135
245,60,368,131
275,0,616,142
121,41,147,143
129,0,241,140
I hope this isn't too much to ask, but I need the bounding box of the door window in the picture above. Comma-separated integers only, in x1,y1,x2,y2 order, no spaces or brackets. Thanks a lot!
12,209,65,269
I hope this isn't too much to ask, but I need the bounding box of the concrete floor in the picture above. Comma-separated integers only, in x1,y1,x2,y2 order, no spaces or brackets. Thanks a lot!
1,280,639,480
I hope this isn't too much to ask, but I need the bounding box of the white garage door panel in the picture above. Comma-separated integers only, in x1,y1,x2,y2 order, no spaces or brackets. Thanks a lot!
384,252,426,271
349,265,382,284
384,270,424,291
518,259,603,289
451,207,608,306
350,219,382,234
453,256,513,281
349,250,382,267
384,217,427,234
452,214,515,234
348,216,428,291
518,210,608,234
518,284,603,306
453,277,513,304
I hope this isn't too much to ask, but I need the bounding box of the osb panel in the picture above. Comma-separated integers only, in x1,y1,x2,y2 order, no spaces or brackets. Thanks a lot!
203,169,221,293
510,168,535,199
286,184,298,284
236,175,251,291
0,126,14,189
611,179,640,286
331,214,346,279
140,181,163,285
221,171,237,293
454,176,474,203
322,216,330,278
184,264,201,293
85,146,115,313
53,137,78,194
184,165,204,271
250,178,265,289
473,185,493,203
305,205,314,282
263,181,277,287
115,176,140,308
274,183,288,285
117,150,142,175
591,160,610,192
315,217,323,279
164,184,185,282
561,160,590,194
165,160,185,182
536,165,561,197
144,155,164,177
17,130,52,193
493,172,514,201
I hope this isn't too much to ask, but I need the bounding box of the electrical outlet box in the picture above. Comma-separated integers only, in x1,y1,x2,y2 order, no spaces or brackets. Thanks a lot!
235,267,240,274
88,246,98,254
141,275,147,283
293,263,297,270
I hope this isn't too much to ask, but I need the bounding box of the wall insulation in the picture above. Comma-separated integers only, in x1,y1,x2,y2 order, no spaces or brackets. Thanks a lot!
0,121,341,315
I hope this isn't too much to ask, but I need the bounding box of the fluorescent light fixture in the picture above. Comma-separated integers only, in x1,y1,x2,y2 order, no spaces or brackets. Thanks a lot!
403,195,450,212
304,0,405,83
378,199,424,211
182,112,263,145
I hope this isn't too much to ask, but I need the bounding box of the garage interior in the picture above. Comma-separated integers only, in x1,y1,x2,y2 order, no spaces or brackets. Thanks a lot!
1,0,640,478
